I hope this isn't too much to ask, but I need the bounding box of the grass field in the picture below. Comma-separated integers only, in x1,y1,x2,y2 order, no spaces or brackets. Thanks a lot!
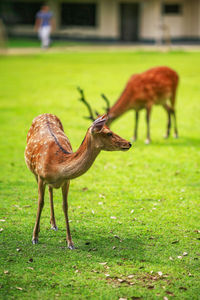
0,50,200,300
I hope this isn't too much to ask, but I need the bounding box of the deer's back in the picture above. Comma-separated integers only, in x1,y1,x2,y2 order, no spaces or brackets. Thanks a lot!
25,114,72,178
128,66,179,108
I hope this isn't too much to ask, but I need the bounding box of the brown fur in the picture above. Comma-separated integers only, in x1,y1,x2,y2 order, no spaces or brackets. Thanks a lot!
25,113,131,248
107,66,179,143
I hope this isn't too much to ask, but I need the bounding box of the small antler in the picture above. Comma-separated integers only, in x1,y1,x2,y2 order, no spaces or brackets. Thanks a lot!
77,87,95,121
101,93,110,114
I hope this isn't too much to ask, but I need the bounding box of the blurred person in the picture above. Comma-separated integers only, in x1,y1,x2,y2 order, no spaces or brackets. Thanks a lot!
34,4,54,48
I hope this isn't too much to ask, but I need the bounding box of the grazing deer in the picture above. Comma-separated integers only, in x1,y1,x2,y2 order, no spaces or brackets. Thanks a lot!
96,66,179,144
25,94,131,249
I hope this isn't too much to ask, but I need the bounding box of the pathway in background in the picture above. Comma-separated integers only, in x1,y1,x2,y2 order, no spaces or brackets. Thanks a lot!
1,44,200,55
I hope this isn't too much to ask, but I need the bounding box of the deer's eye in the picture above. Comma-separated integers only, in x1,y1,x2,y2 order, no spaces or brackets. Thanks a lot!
107,132,113,137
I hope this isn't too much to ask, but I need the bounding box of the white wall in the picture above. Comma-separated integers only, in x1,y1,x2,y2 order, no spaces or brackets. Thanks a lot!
140,0,161,40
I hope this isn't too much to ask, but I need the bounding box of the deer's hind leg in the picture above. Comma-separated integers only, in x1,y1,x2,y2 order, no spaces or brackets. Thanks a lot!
163,104,172,139
49,186,58,231
62,181,74,250
32,176,46,244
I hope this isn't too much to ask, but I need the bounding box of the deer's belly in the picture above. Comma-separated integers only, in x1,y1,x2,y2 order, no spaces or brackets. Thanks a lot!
46,178,68,189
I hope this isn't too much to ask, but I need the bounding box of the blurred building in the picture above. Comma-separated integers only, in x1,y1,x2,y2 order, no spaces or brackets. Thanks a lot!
0,0,200,43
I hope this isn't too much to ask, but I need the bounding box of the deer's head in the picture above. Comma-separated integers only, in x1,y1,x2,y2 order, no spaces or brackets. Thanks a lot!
90,115,131,151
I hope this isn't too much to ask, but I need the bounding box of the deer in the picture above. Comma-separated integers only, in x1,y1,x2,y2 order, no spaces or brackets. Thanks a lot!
94,66,179,144
24,89,132,249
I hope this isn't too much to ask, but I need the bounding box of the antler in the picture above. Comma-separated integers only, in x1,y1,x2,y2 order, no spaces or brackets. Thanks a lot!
101,93,110,114
77,87,95,121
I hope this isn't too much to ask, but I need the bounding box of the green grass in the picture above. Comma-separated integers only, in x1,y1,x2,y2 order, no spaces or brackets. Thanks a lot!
0,50,200,300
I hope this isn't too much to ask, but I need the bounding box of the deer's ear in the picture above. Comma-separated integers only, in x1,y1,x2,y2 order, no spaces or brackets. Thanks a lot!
91,114,107,133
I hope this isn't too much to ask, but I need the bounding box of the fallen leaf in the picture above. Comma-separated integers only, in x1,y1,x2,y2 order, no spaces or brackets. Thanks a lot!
0,228,3,233
16,248,21,252
172,240,179,244
27,267,34,270
114,235,120,239
179,286,187,291
98,202,103,205
130,209,134,214
105,274,110,277
112,246,116,250
119,298,127,300
127,275,134,279
111,216,117,219
13,205,22,210
177,256,182,259
16,287,23,291
4,270,9,274
75,270,79,273
82,187,88,191
99,262,107,265
169,256,173,260
91,210,94,214
23,205,31,208
158,271,163,276
148,285,154,289
166,291,174,296
99,194,105,199
118,278,125,283
194,230,200,233
0,219,5,222
183,252,188,256
163,297,168,300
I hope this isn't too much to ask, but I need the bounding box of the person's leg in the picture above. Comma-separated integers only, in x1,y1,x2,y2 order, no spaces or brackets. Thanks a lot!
43,26,51,48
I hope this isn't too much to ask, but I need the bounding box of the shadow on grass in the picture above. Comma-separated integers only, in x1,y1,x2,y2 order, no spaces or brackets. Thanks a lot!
1,225,146,265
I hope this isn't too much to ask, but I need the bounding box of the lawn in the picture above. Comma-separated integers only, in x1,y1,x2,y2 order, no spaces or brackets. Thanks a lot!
0,50,200,300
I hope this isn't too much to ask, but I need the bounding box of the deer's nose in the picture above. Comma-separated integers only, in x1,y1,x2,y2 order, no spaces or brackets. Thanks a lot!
128,142,132,148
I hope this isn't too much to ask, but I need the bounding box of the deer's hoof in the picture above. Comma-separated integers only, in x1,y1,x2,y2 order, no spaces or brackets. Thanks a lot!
131,137,137,143
32,238,38,245
51,225,58,231
174,133,179,139
145,139,151,145
68,244,76,250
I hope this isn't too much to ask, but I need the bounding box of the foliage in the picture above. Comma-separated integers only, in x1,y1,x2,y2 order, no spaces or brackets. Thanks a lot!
0,50,200,299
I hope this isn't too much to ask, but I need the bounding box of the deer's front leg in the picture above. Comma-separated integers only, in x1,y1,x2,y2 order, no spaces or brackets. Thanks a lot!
49,186,58,231
32,176,46,244
62,181,75,250
145,106,152,144
133,111,139,142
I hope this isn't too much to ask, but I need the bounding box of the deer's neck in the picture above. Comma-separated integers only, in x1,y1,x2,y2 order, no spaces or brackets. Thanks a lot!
62,130,100,179
107,85,132,125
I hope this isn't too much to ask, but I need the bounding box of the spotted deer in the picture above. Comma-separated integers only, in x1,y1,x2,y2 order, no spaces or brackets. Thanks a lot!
95,66,179,144
25,96,131,249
